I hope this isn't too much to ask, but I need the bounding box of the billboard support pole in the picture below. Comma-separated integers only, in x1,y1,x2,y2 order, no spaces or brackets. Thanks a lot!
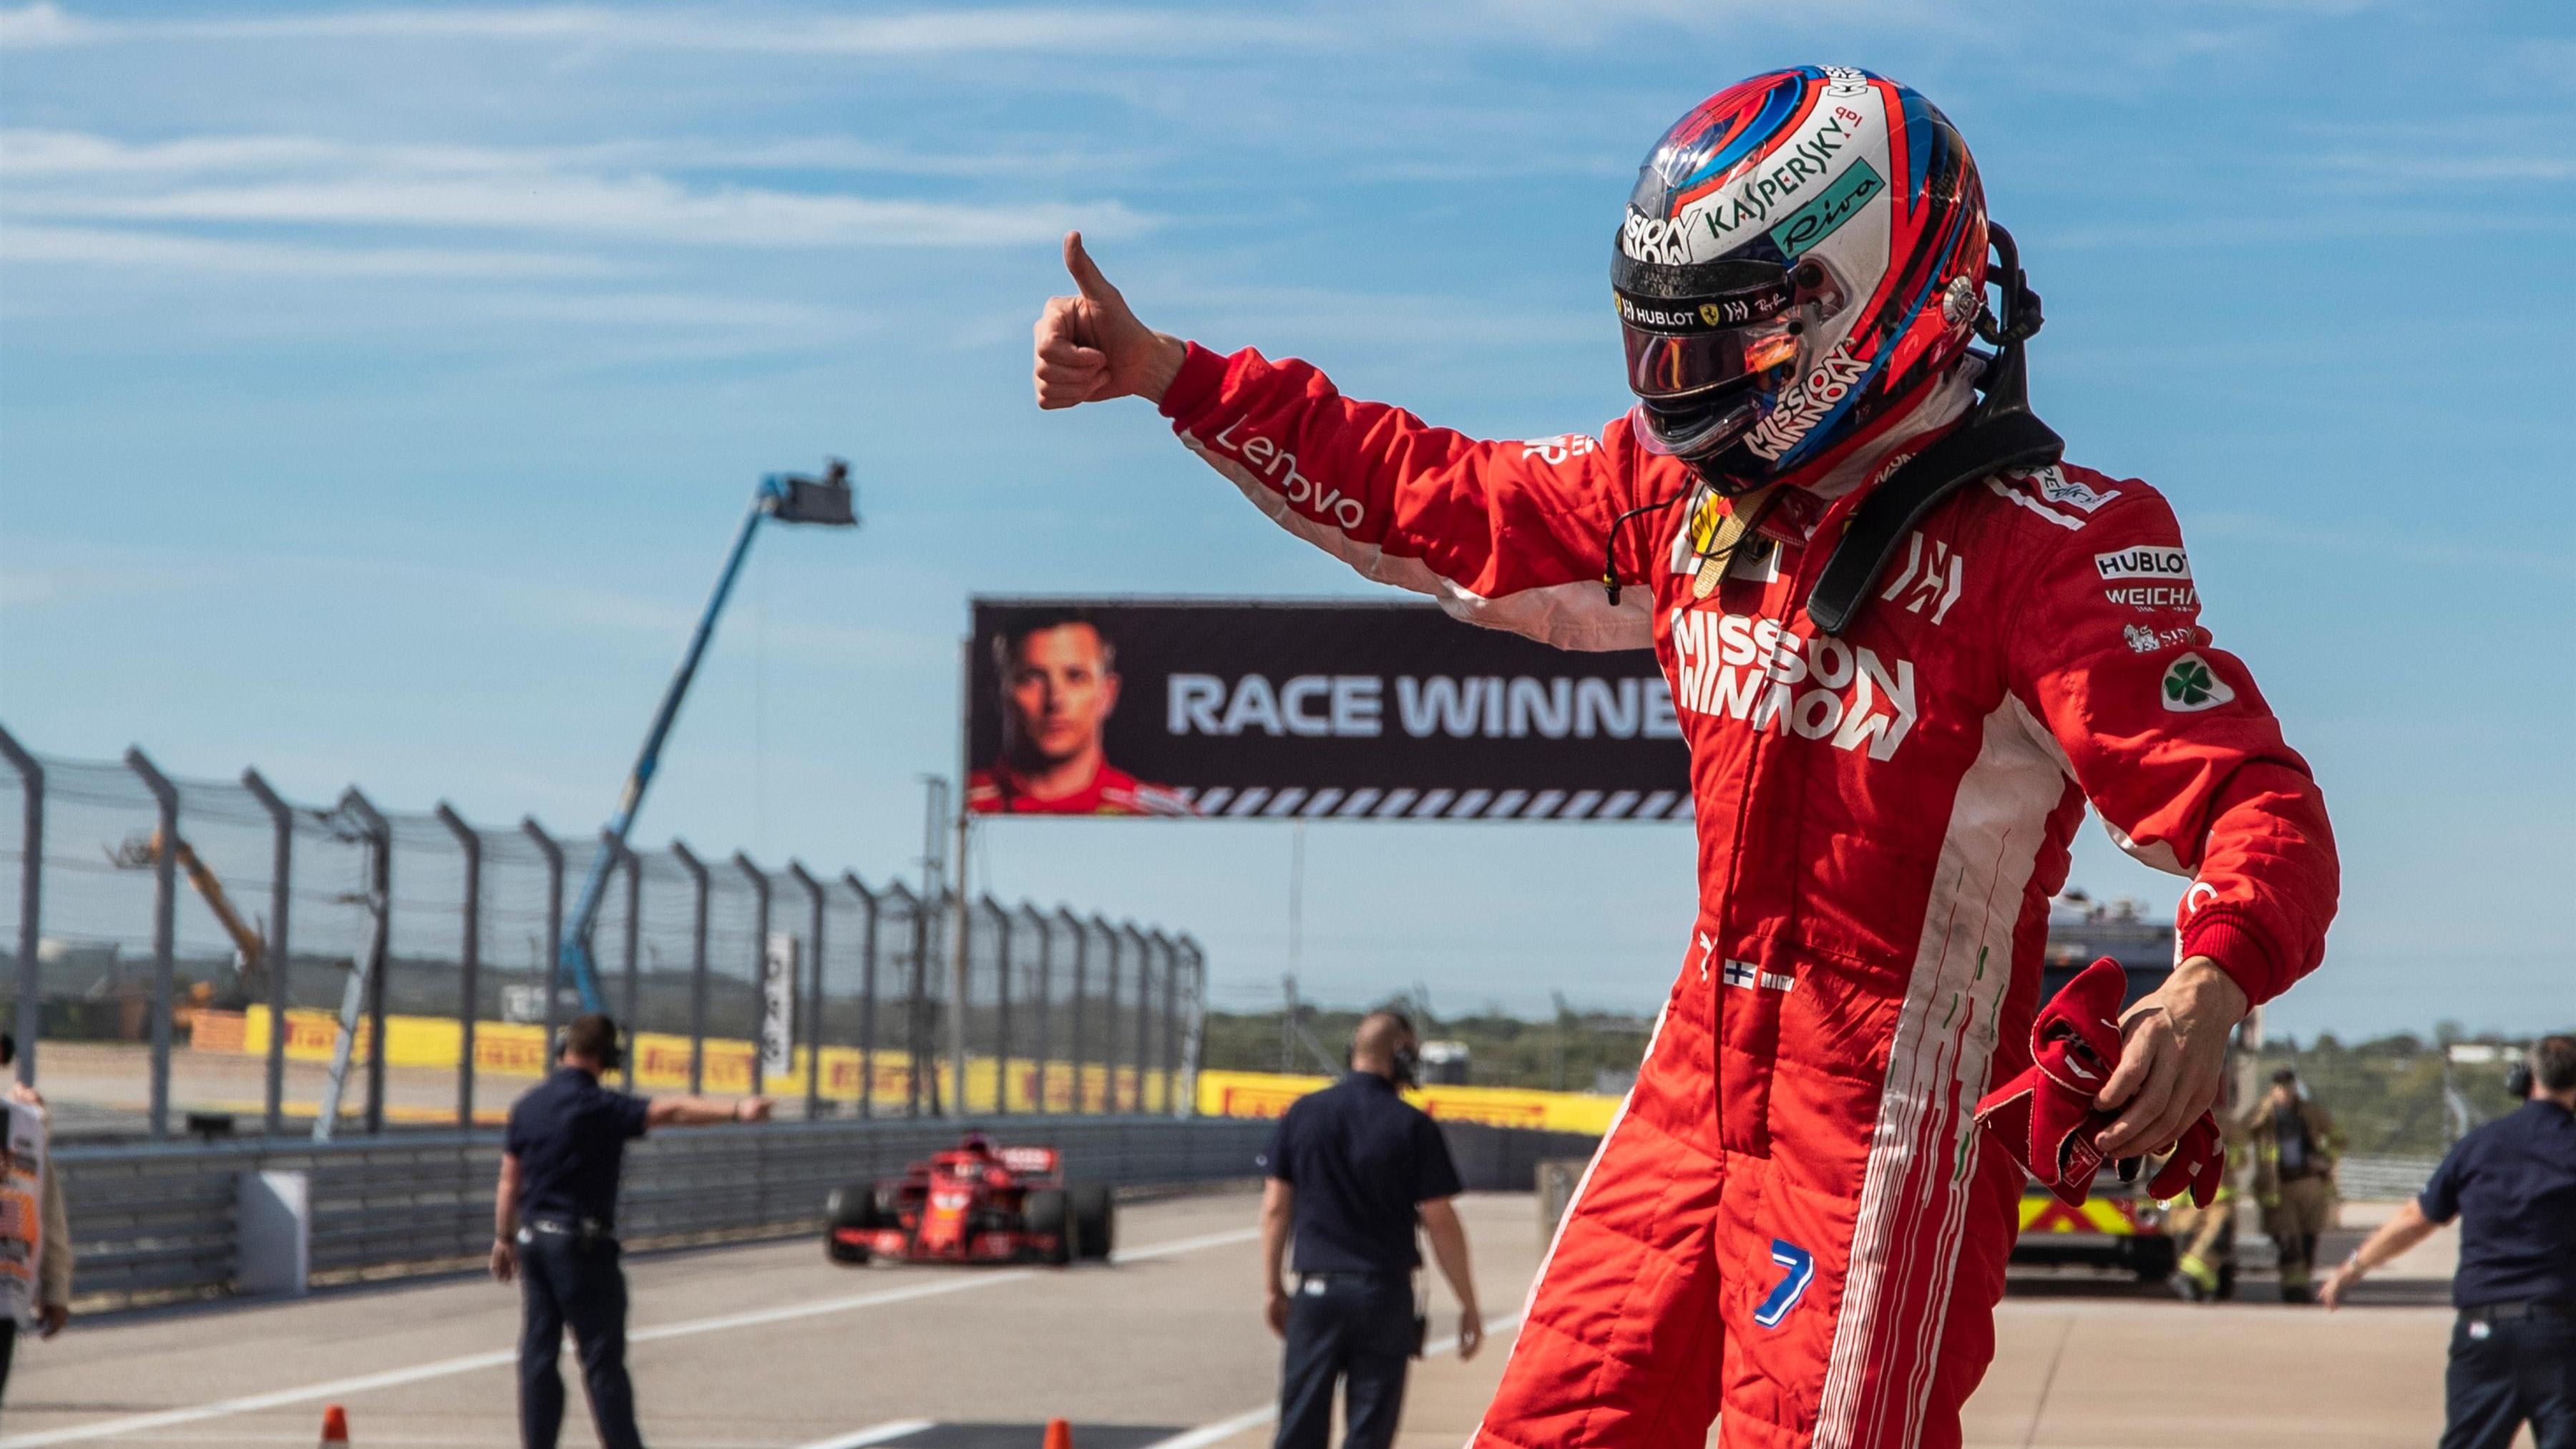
947,811,969,1117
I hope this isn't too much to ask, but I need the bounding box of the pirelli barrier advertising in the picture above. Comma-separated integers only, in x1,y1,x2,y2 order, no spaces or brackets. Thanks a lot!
187,1008,1616,1130
190,1007,1179,1122
965,598,1690,820
1194,1069,1620,1135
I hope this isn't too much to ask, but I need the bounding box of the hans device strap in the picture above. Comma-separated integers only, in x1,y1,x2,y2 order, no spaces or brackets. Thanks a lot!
1807,225,2063,638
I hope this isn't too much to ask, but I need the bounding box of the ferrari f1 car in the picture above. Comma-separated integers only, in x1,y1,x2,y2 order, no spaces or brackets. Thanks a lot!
825,1134,1114,1266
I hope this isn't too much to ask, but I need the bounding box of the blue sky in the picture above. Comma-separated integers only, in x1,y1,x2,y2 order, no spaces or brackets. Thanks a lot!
3,0,2570,1038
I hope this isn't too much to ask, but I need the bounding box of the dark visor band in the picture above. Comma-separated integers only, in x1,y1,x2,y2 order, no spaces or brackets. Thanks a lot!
1613,283,1793,336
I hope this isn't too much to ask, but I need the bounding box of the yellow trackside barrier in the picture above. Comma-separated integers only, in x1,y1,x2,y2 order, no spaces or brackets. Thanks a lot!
193,1010,1610,1128
1193,1069,1620,1135
195,1007,1175,1116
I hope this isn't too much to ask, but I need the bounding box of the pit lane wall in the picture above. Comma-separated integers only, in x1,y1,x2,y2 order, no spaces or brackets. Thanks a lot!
59,1110,1603,1312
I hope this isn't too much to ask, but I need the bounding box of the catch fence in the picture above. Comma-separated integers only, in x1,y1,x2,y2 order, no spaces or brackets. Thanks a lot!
0,729,1204,1140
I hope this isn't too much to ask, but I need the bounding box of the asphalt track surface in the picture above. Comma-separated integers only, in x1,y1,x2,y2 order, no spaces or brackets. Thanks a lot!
3,1191,1534,1448
4,1191,2468,1448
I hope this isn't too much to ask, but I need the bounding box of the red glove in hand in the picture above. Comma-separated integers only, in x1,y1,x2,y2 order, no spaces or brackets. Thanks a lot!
2145,1113,2225,1207
1973,960,2228,1209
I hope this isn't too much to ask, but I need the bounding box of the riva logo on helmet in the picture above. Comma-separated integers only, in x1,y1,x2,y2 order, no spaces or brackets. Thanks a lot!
1769,157,1884,259
2094,546,2190,582
1667,608,1918,759
1744,341,1869,460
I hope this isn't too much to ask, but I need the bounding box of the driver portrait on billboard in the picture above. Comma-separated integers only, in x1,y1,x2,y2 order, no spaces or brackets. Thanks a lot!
968,610,1193,816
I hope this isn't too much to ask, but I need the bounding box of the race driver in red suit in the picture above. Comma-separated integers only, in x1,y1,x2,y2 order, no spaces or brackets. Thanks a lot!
1034,66,2336,1449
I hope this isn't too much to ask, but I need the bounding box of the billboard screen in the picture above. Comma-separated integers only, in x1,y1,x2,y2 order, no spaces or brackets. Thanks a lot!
964,598,1689,821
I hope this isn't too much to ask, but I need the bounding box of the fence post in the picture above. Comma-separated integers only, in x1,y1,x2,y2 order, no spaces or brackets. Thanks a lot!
241,769,293,1133
1033,909,1054,1116
1065,909,1090,1115
1177,936,1205,1118
336,786,392,1137
908,889,933,1116
614,833,640,1088
522,819,564,1045
1125,922,1151,1114
789,863,824,1119
990,899,1011,1118
436,806,482,1128
0,728,42,1088
124,748,180,1138
735,852,770,1098
1098,917,1123,1116
672,842,709,1095
1158,930,1180,1116
845,874,877,1118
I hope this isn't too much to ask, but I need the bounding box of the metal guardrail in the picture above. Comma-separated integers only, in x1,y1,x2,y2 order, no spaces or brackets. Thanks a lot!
59,1116,1278,1309
60,1115,1592,1311
2337,1153,2441,1201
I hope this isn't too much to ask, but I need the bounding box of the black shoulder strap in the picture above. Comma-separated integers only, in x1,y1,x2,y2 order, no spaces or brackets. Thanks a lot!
1808,221,2064,638
1804,406,2062,637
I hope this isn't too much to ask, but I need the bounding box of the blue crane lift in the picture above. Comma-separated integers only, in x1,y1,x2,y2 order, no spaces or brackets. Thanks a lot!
555,461,857,1015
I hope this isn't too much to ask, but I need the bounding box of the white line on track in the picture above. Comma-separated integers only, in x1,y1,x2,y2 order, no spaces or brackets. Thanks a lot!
793,1418,938,1449
0,1229,1262,1449
1133,1309,1524,1449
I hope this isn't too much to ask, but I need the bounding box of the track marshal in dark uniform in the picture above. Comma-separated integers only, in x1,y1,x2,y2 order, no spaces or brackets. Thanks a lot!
492,1013,771,1449
2323,1033,2576,1449
1259,1010,1482,1449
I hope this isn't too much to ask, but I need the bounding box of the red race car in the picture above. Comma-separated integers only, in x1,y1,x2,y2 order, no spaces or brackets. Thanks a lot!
825,1134,1114,1266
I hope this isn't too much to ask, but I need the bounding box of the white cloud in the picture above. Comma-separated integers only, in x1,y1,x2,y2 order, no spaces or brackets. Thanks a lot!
0,130,1154,250
0,2,1305,55
0,129,1147,182
10,174,1146,248
0,223,621,278
0,561,240,608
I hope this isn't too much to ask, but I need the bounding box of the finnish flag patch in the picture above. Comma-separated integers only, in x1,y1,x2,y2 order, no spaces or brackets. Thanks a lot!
1720,960,1795,992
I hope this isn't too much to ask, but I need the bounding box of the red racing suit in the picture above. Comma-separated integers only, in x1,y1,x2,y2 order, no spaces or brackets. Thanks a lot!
1156,343,2338,1449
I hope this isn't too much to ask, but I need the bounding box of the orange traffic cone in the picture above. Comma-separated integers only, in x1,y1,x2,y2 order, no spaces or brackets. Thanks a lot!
318,1404,350,1446
1043,1418,1073,1449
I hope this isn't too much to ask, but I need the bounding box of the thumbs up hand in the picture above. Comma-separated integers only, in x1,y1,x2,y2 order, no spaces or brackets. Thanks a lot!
1034,231,1186,409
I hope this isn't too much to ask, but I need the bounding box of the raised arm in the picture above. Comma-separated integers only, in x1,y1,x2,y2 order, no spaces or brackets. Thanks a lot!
1035,232,1667,652
645,1094,772,1128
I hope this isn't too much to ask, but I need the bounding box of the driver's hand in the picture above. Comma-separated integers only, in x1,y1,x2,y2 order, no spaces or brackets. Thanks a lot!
1034,232,1186,409
2092,956,2246,1159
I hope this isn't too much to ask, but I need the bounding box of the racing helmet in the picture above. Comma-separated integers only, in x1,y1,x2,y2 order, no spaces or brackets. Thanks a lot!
1614,66,1988,489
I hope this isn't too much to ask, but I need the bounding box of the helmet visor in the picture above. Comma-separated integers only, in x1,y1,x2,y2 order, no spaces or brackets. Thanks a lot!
1612,275,1798,405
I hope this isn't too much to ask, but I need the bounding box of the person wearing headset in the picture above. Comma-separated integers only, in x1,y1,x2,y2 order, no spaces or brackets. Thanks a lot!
492,1013,771,1449
2321,1035,2576,1449
1259,1010,1481,1449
